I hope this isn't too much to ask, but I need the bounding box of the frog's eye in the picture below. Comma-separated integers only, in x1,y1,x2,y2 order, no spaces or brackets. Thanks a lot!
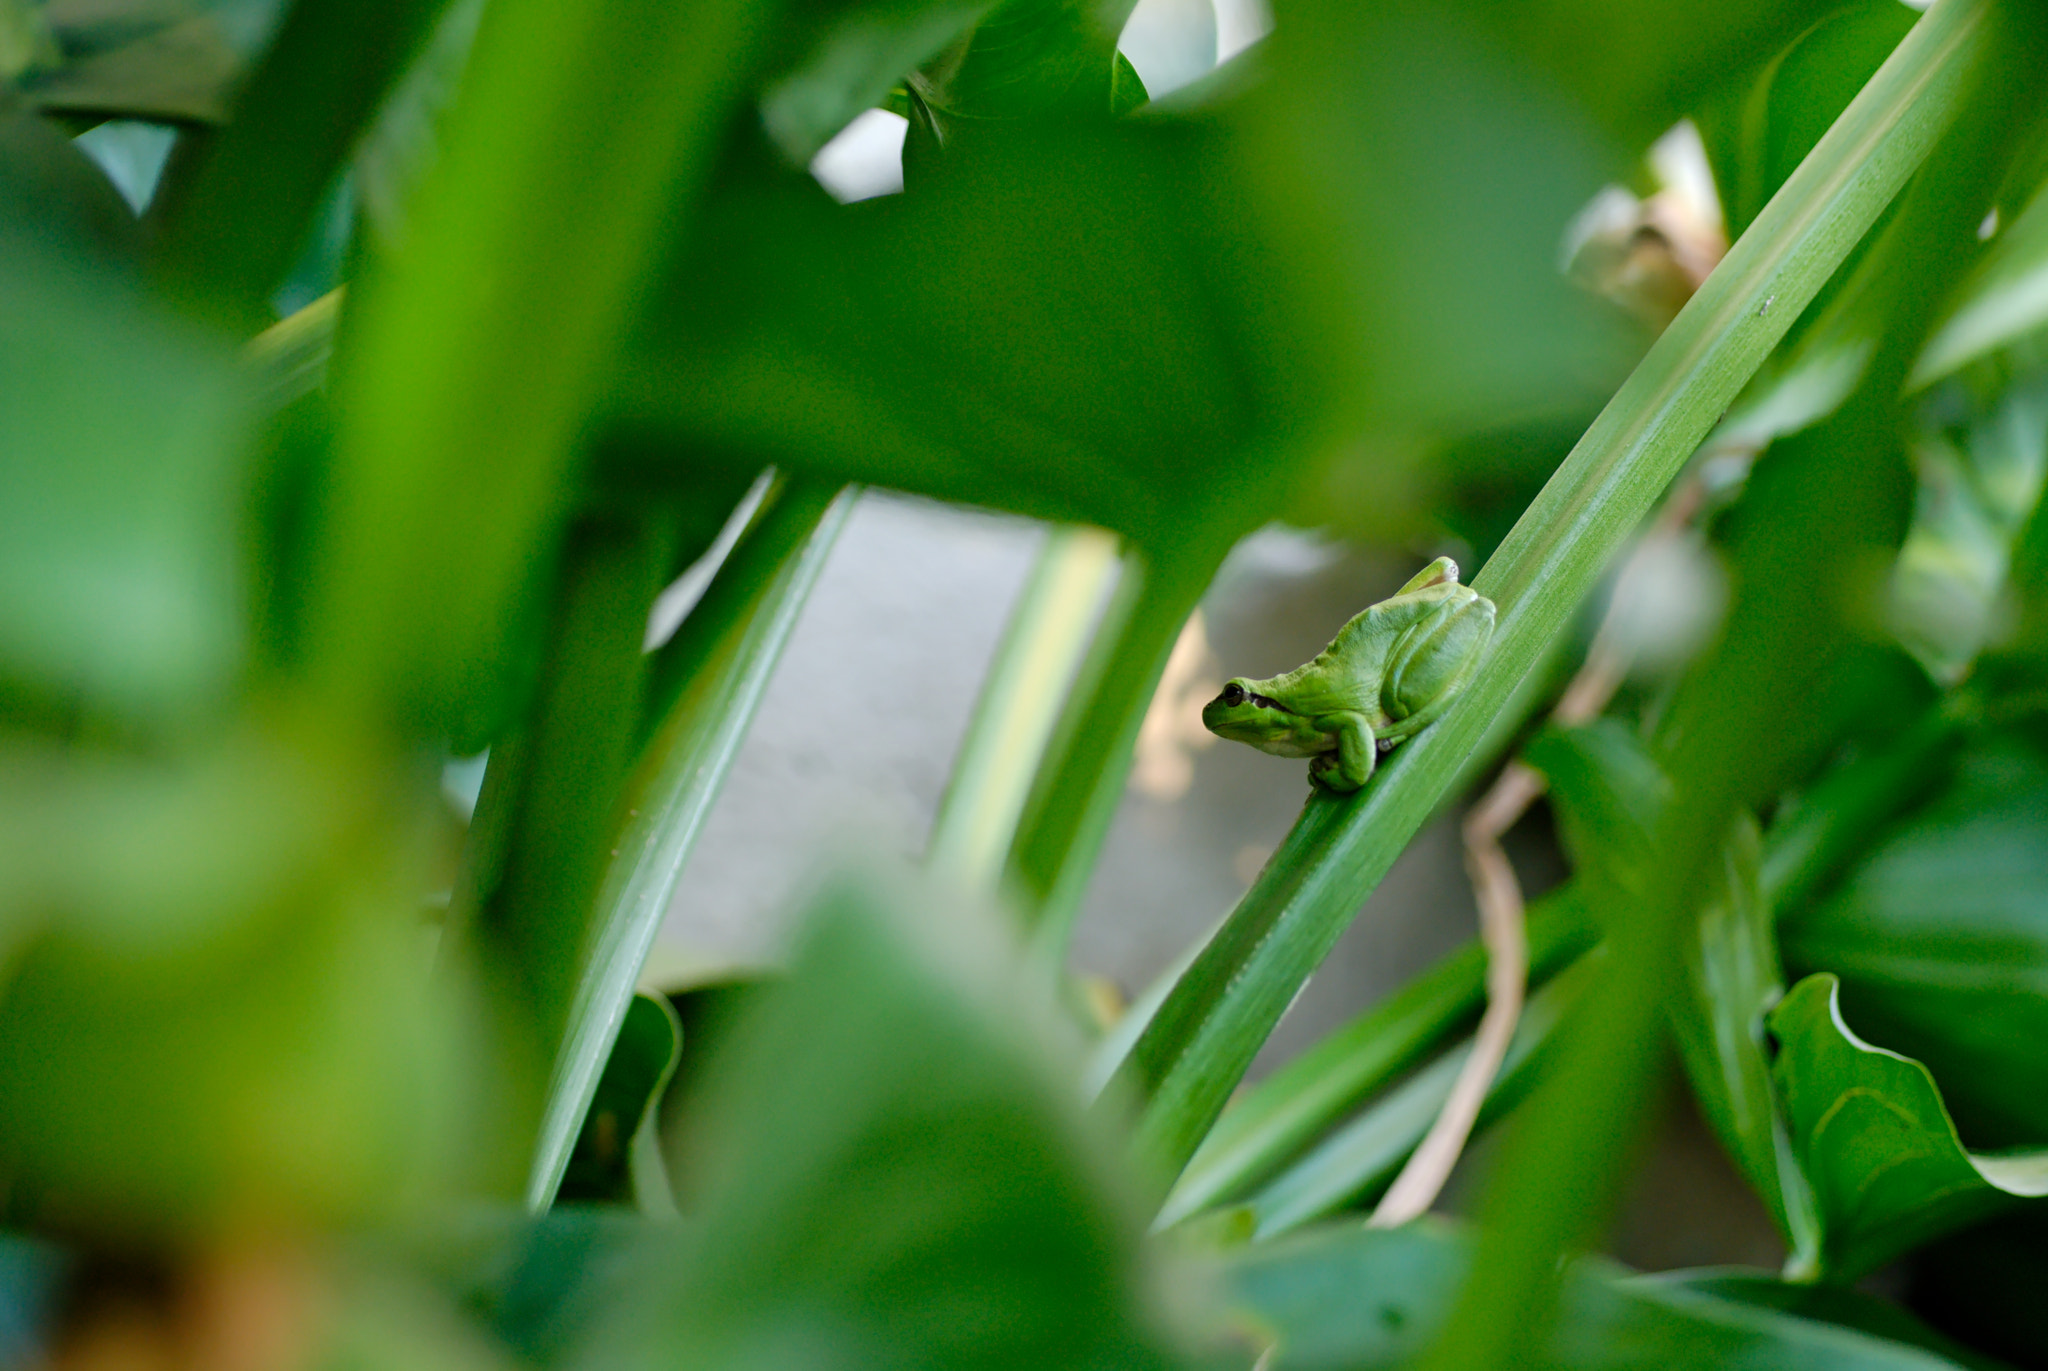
1220,682,1247,707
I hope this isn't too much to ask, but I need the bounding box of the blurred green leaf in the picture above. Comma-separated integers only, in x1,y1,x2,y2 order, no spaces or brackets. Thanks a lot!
1779,735,2048,1150
1530,723,1819,1266
1891,379,2048,677
1702,0,1921,242
150,0,446,328
1769,972,2048,1282
1915,166,2048,386
0,727,468,1238
913,0,1132,124
0,102,139,257
1759,707,1958,917
926,523,1120,895
0,226,247,725
17,0,261,124
1647,1270,2014,1371
577,869,1183,1370
440,1205,656,1366
1221,1221,1981,1370
558,994,681,1214
307,0,780,727
758,0,986,162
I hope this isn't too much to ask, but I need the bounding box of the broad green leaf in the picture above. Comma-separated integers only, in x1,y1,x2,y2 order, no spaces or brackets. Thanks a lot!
1914,163,2048,386
1645,1270,2013,1371
557,993,681,1215
574,870,1183,1371
1768,972,2048,1282
0,223,247,724
1779,735,2048,1148
1702,0,1921,242
758,0,988,162
1220,1221,1980,1370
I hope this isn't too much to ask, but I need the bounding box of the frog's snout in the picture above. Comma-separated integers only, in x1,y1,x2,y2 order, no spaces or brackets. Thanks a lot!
1202,680,1250,736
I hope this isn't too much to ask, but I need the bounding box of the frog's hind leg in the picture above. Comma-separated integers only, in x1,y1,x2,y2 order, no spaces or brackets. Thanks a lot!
1309,711,1376,791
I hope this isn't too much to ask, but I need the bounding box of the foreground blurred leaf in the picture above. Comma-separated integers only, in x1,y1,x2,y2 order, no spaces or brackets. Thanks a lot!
0,226,248,725
151,0,449,328
1778,734,2048,1148
1221,1222,1980,1370
759,0,986,161
307,0,780,727
578,869,1182,1370
0,723,468,1238
15,0,253,124
1768,972,2048,1282
1530,723,1818,1266
1914,165,2048,386
1701,0,1920,242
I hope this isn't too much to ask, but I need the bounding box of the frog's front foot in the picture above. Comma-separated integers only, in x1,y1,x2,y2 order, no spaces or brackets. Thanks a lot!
1308,757,1353,793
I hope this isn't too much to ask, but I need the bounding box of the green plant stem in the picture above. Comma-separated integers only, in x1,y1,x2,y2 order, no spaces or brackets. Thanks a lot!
305,0,779,729
927,524,1121,895
526,480,853,1210
1110,0,2005,1190
1245,956,1594,1240
1157,888,1597,1228
1005,537,1225,952
461,510,677,1095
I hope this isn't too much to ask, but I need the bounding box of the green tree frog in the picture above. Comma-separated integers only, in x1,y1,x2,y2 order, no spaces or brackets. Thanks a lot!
1201,557,1496,792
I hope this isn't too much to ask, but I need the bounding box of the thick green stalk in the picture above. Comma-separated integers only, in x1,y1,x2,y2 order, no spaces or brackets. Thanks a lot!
1157,889,1596,1227
1112,0,2003,1186
927,525,1120,894
526,481,852,1210
305,0,778,727
1005,538,1225,949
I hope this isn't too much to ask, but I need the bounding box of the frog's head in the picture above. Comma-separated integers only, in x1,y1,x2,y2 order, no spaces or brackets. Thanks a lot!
1202,679,1298,747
